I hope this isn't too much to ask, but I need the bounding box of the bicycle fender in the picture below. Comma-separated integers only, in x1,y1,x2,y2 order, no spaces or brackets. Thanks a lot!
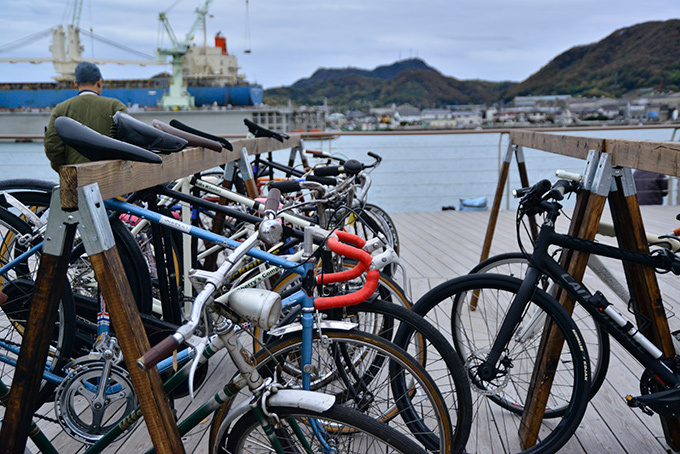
268,389,336,411
212,390,335,452
266,320,358,337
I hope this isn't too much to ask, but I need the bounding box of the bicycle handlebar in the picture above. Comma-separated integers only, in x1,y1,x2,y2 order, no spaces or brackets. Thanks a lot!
314,230,380,310
264,188,281,215
137,333,181,371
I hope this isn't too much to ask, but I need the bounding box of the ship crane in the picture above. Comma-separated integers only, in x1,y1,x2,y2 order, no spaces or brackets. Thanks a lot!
155,0,214,109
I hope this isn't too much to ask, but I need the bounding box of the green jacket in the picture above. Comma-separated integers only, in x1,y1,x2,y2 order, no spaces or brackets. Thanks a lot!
44,92,127,172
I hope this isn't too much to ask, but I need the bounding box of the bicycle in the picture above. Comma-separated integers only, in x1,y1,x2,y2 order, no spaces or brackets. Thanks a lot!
112,195,458,453
411,176,680,453
465,171,680,408
1,120,433,454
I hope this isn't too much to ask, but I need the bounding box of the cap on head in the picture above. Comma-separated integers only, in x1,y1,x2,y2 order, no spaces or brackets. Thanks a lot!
74,62,102,84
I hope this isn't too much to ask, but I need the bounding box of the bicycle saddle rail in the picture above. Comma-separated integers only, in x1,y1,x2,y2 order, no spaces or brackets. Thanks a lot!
152,119,224,153
54,117,162,164
111,111,187,153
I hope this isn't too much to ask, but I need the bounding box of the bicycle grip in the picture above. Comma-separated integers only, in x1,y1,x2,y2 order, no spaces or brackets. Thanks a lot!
305,149,331,158
137,335,180,371
264,188,281,213
307,175,337,186
549,179,576,201
314,166,341,177
269,180,302,194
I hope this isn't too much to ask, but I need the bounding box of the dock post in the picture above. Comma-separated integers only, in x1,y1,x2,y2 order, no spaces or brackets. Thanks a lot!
608,167,680,450
519,151,610,449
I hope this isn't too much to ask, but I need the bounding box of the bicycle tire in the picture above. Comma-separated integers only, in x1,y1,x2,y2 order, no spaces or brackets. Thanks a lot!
212,328,454,453
411,273,590,454
0,189,153,315
0,206,76,406
363,203,400,256
219,403,428,454
469,252,610,408
338,300,472,453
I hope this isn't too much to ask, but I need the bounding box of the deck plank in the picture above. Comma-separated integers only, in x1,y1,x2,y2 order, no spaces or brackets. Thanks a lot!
19,205,680,453
392,205,680,454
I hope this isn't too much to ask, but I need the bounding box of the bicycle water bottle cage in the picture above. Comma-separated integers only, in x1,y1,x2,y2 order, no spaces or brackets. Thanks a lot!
55,117,162,164
111,112,187,153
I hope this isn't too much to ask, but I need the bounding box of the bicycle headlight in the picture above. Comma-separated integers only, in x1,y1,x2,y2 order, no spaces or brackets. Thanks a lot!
259,219,283,245
228,288,282,330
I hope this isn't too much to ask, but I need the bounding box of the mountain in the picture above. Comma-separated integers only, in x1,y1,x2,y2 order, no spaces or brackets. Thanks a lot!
264,58,515,110
504,19,680,99
263,20,680,110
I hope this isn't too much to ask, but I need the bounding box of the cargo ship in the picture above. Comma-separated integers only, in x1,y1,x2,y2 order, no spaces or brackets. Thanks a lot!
0,25,263,109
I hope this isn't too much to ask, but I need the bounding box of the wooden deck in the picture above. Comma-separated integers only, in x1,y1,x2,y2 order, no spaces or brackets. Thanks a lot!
23,205,680,453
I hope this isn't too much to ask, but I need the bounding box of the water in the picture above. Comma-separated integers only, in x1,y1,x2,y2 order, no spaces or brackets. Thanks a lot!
1,128,677,212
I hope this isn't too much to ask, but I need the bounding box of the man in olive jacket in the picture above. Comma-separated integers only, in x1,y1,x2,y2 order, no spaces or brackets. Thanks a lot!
44,62,127,172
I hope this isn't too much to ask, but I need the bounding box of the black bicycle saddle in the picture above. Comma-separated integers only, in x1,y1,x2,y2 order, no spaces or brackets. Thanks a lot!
111,111,187,153
169,119,233,151
243,118,290,142
55,117,162,164
152,120,223,152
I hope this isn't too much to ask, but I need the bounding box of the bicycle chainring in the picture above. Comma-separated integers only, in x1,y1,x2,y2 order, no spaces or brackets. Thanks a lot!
54,359,138,444
639,369,680,418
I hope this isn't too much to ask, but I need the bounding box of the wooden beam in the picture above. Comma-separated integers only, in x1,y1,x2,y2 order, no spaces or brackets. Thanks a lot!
0,226,76,454
606,138,680,176
608,181,680,450
508,130,605,160
509,130,680,177
90,247,186,453
58,135,301,210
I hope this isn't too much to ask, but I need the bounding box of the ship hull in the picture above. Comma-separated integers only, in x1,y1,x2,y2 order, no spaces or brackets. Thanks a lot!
0,82,263,109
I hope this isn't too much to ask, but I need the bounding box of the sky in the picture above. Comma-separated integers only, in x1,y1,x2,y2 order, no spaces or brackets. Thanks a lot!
1,0,678,89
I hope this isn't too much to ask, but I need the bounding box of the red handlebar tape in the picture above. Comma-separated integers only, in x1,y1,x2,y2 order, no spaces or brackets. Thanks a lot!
314,230,378,309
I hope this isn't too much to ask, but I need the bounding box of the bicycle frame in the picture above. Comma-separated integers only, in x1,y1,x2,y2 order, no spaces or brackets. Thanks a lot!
482,205,680,388
106,197,378,392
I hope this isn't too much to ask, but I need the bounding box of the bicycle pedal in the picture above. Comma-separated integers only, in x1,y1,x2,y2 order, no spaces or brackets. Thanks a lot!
625,395,655,416
626,387,680,418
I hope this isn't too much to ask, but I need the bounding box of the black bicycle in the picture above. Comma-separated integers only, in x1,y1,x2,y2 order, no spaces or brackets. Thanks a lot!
410,177,680,453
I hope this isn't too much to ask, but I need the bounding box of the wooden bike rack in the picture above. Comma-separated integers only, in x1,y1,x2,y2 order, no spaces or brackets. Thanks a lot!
0,134,302,454
481,130,680,450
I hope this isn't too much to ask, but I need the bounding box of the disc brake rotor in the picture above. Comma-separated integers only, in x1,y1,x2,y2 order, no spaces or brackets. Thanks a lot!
465,348,511,396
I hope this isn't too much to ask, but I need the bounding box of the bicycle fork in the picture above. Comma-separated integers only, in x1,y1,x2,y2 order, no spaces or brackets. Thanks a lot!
477,266,544,382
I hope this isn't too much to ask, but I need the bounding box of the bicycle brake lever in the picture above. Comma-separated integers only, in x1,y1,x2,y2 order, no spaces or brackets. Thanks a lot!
188,339,207,399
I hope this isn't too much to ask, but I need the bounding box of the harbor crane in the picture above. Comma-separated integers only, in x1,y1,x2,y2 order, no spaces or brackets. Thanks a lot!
0,1,165,81
155,0,214,109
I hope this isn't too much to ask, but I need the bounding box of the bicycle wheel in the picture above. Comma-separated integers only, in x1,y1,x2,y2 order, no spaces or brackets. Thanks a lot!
411,273,590,454
219,403,428,454
334,300,472,453
241,329,452,453
470,252,610,404
0,206,75,406
363,203,400,255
